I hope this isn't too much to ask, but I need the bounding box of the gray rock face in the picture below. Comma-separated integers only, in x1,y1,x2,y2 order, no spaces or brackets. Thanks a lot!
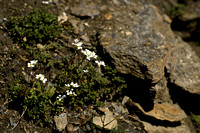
54,113,68,132
169,38,200,94
98,4,174,83
70,2,100,18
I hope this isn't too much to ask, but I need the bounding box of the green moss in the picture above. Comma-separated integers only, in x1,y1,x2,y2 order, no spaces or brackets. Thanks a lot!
6,9,61,46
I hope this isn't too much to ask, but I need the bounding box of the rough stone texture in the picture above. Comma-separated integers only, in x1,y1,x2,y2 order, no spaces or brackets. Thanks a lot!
70,2,100,18
169,38,200,94
98,4,174,83
142,120,192,133
147,103,187,122
125,97,194,133
153,77,173,104
54,113,68,132
125,97,186,122
92,108,118,130
141,0,178,13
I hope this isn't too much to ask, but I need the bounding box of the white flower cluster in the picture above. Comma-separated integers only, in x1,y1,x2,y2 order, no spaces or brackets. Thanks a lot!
72,39,106,67
72,39,83,50
56,94,66,101
27,60,48,84
65,82,79,96
95,60,106,67
81,49,97,60
36,74,47,83
28,60,38,68
56,82,79,101
66,89,77,96
65,82,79,88
83,70,89,73
42,1,49,4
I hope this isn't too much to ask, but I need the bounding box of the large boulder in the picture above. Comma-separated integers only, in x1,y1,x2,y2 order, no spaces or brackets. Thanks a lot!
98,4,175,84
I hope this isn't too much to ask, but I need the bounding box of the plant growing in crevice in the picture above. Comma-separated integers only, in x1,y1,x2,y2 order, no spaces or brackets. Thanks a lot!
168,4,185,18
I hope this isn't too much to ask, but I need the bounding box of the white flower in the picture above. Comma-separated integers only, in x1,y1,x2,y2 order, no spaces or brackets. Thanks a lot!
81,49,97,60
72,39,83,50
30,60,38,64
76,42,83,49
62,95,66,98
57,94,66,101
41,78,47,83
74,39,79,43
28,60,38,68
70,82,79,87
66,90,72,95
65,84,70,87
95,60,106,67
66,89,77,96
42,1,49,4
35,74,47,83
57,95,61,98
83,70,89,73
3,18,7,21
39,74,45,80
57,95,62,101
73,92,77,96
36,74,41,79
28,63,34,68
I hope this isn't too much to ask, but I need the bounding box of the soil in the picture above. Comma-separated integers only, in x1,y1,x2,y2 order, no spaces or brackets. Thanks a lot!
0,1,59,132
1,0,200,133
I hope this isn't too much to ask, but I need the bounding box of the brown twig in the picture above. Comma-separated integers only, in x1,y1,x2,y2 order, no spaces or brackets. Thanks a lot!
12,106,27,130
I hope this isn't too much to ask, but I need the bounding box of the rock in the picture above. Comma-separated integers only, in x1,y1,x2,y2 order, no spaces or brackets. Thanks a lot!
125,97,186,122
147,103,187,122
68,19,80,34
81,34,90,42
9,117,17,127
111,102,129,115
104,13,112,20
58,12,68,24
93,108,117,130
143,0,178,14
170,39,200,94
67,124,73,133
153,77,173,104
125,31,132,36
122,96,130,105
73,126,79,132
168,38,200,113
97,107,109,113
37,44,44,51
54,113,68,132
22,71,31,82
142,120,192,133
70,2,100,18
99,4,174,83
96,1,179,113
